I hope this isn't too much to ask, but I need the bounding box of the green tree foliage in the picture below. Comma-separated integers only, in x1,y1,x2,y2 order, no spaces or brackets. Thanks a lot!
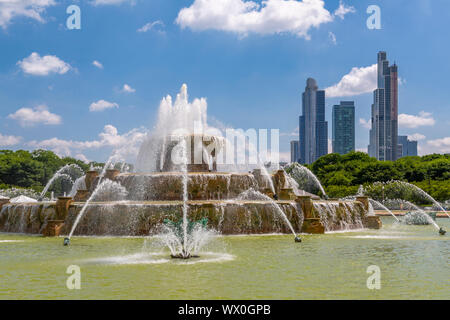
0,149,91,193
304,152,450,201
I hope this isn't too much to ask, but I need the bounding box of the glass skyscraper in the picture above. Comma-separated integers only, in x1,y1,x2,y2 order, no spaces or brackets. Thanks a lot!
332,101,355,155
290,140,300,163
299,78,328,164
368,51,399,161
398,136,418,157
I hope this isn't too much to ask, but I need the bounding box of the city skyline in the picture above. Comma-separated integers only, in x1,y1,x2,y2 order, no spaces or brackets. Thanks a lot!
0,0,449,163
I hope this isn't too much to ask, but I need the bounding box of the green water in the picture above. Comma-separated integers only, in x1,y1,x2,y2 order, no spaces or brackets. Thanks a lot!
0,217,448,300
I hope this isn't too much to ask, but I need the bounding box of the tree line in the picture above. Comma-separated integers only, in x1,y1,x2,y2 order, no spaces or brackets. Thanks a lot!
307,152,450,201
0,150,103,194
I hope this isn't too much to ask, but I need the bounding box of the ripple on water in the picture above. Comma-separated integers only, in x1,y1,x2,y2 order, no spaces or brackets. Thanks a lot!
81,252,234,266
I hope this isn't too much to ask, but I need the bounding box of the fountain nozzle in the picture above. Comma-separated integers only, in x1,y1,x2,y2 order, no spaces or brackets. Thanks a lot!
294,236,302,243
63,237,70,246
439,228,446,236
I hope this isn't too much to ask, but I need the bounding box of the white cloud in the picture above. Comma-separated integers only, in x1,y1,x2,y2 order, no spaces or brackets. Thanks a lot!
8,105,62,127
122,84,136,93
325,64,377,97
426,137,450,154
419,137,450,155
0,0,56,29
0,133,22,146
92,60,103,69
398,111,435,129
91,0,135,6
333,0,355,20
176,0,336,39
137,20,165,33
28,125,147,161
359,118,371,129
17,52,71,76
328,31,336,45
408,133,426,141
89,100,119,112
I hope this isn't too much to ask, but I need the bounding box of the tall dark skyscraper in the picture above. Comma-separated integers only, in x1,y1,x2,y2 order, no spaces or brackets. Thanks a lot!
368,51,399,161
332,101,355,155
299,78,328,164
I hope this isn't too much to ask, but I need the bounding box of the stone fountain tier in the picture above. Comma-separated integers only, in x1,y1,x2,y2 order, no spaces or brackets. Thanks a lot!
89,172,261,201
0,196,377,236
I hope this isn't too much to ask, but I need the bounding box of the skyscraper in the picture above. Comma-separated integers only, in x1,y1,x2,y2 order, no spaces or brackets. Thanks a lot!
368,51,399,161
290,140,300,163
299,78,328,164
398,136,418,157
332,101,355,155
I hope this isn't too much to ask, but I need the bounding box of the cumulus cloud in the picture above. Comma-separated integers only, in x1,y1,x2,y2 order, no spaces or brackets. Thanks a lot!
325,64,377,97
0,133,22,146
418,137,450,155
176,0,337,39
17,52,71,76
8,105,62,127
28,125,147,161
89,100,119,112
398,111,435,129
92,60,103,69
426,137,450,154
0,0,56,29
122,84,136,93
137,20,165,33
333,0,355,19
408,133,426,141
359,118,371,129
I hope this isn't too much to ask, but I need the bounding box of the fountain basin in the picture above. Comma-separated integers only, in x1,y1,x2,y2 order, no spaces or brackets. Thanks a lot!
0,197,373,236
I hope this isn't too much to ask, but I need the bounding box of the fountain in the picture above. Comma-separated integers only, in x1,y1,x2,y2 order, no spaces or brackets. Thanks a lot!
285,162,328,198
0,84,376,258
38,164,83,201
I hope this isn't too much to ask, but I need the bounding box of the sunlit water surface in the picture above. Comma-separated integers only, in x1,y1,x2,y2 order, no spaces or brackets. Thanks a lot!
0,217,448,299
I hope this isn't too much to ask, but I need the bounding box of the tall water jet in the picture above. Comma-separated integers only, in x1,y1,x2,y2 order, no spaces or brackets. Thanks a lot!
66,179,128,243
39,164,83,200
180,137,189,258
389,181,449,219
369,199,400,222
383,199,442,231
236,189,299,239
285,163,327,198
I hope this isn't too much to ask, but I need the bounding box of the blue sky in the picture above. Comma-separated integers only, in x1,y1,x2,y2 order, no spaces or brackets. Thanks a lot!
0,0,449,163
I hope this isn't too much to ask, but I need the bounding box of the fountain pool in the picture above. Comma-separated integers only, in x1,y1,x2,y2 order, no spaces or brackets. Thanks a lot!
0,217,448,299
